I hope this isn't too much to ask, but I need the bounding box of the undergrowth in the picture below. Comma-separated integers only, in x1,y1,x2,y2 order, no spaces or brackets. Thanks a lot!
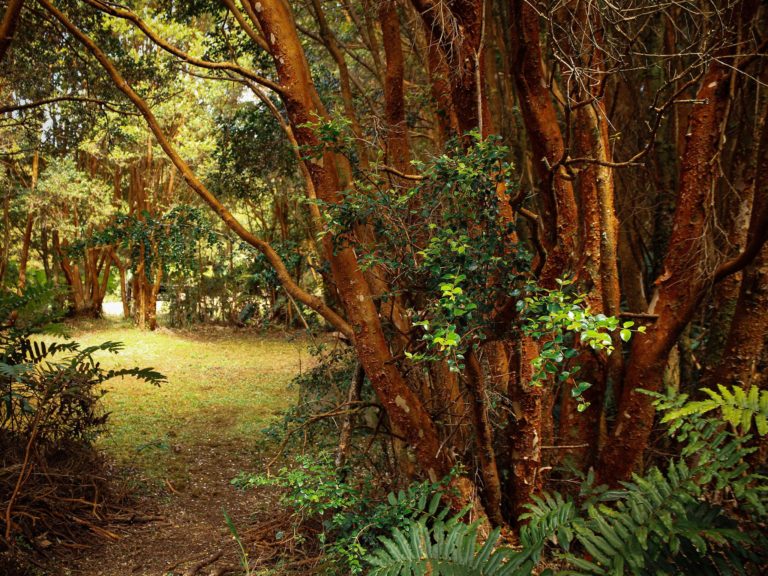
0,285,165,572
367,385,768,575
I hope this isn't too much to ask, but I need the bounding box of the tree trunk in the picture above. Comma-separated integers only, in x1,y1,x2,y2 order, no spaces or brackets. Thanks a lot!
0,190,10,285
465,349,503,525
17,151,38,294
0,0,24,62
597,48,742,486
505,338,543,522
253,0,455,484
379,0,410,172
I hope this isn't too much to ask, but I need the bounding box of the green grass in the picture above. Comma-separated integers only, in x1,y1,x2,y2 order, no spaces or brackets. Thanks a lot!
66,318,310,484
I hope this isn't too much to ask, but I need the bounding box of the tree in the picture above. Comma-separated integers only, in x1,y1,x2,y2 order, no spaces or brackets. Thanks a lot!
4,0,766,531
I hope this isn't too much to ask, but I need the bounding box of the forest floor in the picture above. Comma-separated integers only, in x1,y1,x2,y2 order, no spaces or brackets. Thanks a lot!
45,319,313,576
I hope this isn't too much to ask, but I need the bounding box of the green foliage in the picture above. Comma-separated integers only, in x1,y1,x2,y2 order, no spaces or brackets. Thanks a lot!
88,205,219,283
1,286,166,446
660,383,768,436
321,135,632,388
517,279,644,409
259,345,359,447
212,101,297,200
31,157,114,236
322,133,530,371
367,386,768,575
233,453,459,574
300,113,356,160
368,517,519,576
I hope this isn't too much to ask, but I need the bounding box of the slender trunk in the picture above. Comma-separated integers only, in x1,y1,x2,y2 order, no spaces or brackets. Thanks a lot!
465,349,503,526
111,252,130,319
412,0,491,136
309,0,369,173
505,338,543,522
379,0,410,173
421,19,458,146
336,362,366,474
17,152,38,293
16,212,34,292
509,0,578,276
0,191,9,286
39,225,51,282
597,45,744,486
715,257,767,387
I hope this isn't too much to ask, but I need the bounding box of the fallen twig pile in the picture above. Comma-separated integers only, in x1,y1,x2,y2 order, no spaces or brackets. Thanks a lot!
0,438,156,572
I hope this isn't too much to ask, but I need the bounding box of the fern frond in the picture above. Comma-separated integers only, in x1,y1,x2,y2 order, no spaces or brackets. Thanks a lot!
662,384,768,437
368,519,520,576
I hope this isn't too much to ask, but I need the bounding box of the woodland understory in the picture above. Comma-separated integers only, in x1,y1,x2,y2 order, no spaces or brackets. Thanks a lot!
2,0,768,574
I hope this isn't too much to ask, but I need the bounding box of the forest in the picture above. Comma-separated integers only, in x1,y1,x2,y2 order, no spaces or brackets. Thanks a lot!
1,0,767,574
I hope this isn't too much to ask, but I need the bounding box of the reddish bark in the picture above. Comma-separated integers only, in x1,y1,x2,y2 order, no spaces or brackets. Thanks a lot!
411,0,492,136
597,51,740,486
379,0,410,173
715,242,768,389
17,212,34,292
0,0,24,62
421,20,459,145
52,233,111,317
714,118,768,388
253,0,455,483
465,349,503,525
0,192,10,285
505,338,543,522
508,0,578,275
17,152,38,294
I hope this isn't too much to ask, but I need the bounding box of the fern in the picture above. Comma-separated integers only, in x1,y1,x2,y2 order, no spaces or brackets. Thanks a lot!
518,491,576,563
661,384,768,436
538,390,768,575
368,516,519,576
369,386,768,576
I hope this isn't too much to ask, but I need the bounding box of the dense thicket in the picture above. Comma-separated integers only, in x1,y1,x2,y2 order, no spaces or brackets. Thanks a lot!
2,0,766,546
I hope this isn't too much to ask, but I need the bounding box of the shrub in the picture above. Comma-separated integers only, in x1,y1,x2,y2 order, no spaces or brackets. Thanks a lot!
233,452,460,574
367,385,768,575
0,285,165,560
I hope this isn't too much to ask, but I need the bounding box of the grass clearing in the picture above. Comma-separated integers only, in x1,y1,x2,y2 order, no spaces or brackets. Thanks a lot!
65,318,310,486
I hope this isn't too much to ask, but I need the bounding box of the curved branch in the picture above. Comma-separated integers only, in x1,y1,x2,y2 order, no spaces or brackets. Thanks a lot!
378,165,424,181
39,0,353,339
0,94,139,115
219,0,269,52
80,0,285,96
715,119,768,282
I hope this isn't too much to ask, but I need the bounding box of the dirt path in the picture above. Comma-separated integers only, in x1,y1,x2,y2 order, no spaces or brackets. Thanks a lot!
63,441,270,576
37,325,312,576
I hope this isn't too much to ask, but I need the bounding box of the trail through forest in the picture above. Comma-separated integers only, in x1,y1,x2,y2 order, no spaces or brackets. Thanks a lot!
53,320,310,576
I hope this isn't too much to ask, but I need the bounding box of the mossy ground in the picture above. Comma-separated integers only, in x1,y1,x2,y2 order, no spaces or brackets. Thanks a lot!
67,319,308,485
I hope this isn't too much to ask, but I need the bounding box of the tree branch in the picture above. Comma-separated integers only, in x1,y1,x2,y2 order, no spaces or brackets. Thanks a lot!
0,95,139,115
0,0,24,62
715,120,768,282
39,0,353,340
219,0,269,52
80,0,285,96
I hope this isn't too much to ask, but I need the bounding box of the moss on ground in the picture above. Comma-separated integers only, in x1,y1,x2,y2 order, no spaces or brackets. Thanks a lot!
67,319,309,485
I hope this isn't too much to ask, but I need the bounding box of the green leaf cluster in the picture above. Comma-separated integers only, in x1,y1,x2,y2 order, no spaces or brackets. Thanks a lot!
367,386,768,575
232,453,460,574
1,285,166,446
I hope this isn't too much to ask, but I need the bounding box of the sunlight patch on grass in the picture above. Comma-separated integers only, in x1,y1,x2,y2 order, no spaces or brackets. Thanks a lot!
67,319,309,483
